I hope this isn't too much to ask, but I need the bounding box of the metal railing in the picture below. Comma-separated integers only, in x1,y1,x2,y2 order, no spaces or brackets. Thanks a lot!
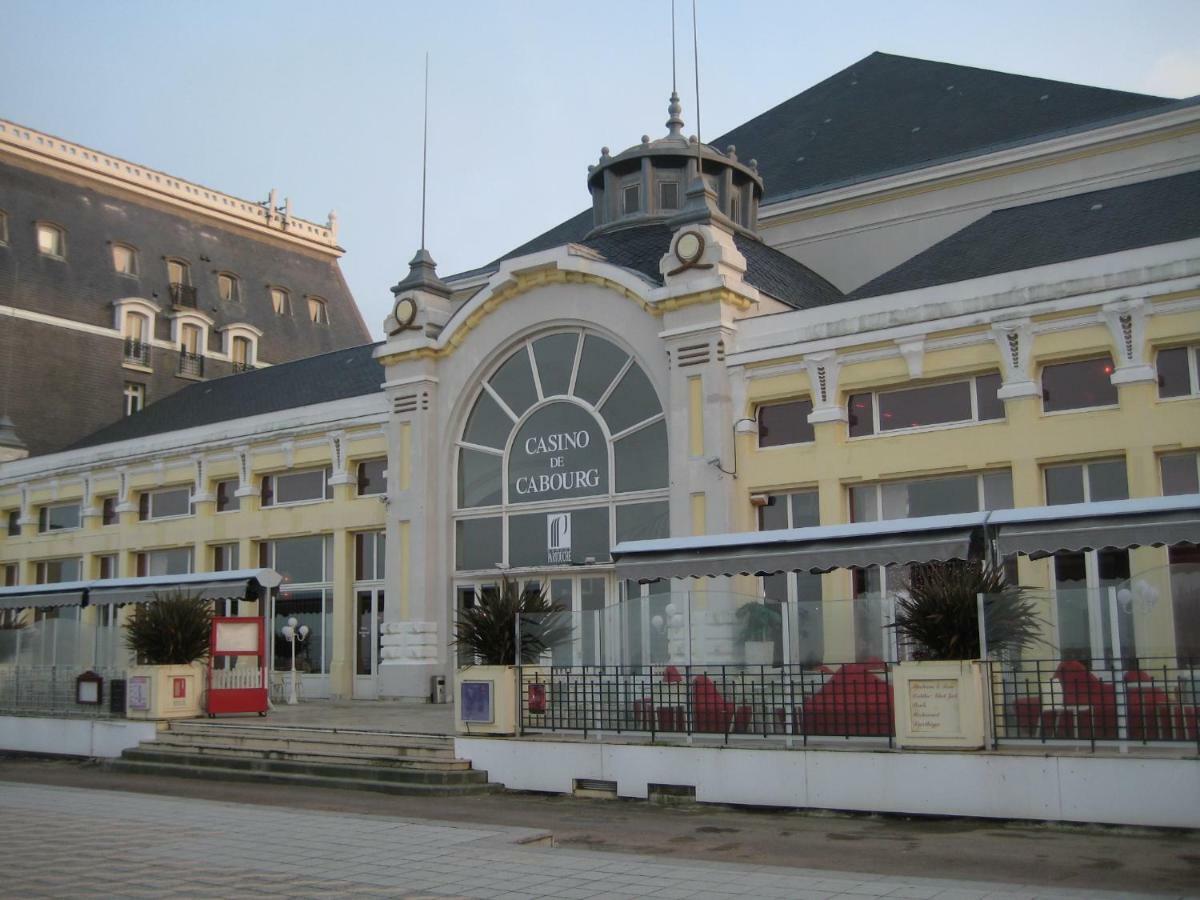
519,663,894,746
232,360,254,373
122,337,150,366
0,666,125,718
990,657,1200,752
168,282,198,308
178,349,204,377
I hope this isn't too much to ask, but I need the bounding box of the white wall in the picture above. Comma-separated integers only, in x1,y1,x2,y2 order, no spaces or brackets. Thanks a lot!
457,737,1200,829
0,715,157,758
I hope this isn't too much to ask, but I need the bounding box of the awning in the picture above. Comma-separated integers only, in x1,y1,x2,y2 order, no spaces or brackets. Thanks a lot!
992,494,1200,559
0,568,283,611
612,512,989,581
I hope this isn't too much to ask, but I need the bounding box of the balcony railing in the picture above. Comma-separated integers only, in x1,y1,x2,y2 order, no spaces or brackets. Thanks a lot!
168,282,198,308
178,349,204,378
122,337,150,366
232,360,254,373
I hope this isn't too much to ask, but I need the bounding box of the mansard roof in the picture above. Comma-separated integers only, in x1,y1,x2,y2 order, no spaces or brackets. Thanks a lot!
0,159,371,362
851,170,1200,299
67,343,385,450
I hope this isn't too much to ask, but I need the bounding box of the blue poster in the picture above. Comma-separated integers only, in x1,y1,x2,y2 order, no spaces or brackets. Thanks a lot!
460,680,493,723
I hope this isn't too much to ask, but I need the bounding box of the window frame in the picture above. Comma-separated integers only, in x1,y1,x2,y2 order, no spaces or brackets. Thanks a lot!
35,221,66,259
38,502,82,534
1160,451,1200,497
165,257,191,286
847,373,1004,439
1039,355,1119,415
307,296,330,325
0,208,9,245
355,458,387,496
215,478,241,513
1043,458,1129,506
135,547,194,577
755,398,816,449
123,382,145,417
111,242,138,277
269,286,292,317
35,557,82,584
1155,345,1200,400
658,180,680,211
138,485,195,522
850,470,1014,523
260,467,332,508
217,272,240,303
621,181,641,217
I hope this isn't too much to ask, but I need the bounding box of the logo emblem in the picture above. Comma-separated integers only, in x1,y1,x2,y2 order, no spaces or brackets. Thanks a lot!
547,512,572,564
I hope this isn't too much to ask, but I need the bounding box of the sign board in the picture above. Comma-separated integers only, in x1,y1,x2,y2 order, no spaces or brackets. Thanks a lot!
214,620,260,654
127,676,151,711
460,680,494,723
508,403,607,503
907,678,961,735
547,513,572,565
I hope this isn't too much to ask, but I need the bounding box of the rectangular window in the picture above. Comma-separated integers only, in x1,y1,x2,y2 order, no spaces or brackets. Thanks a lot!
354,531,386,581
38,503,81,533
622,183,640,216
97,554,118,580
215,479,240,512
112,244,136,275
218,273,238,303
848,374,1004,437
356,458,387,496
307,297,329,325
1156,346,1200,399
1161,452,1199,496
259,535,331,585
36,223,65,258
850,470,1012,522
757,399,815,447
757,490,820,531
124,382,145,416
1041,356,1118,412
261,468,331,507
270,288,291,316
6,510,18,536
138,486,194,521
101,497,118,526
1045,458,1128,506
136,548,193,577
659,181,680,210
212,543,240,572
3,563,16,587
35,558,81,584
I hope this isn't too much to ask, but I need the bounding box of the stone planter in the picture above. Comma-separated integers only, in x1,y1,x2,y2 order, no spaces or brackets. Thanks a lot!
455,665,519,735
125,663,205,720
743,641,775,666
893,660,988,750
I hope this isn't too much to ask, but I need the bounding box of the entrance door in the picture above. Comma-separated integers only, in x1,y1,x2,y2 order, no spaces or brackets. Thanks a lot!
353,588,384,699
546,574,609,667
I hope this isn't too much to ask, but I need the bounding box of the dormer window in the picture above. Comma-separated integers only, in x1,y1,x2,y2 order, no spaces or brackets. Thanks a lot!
659,181,680,211
36,222,66,258
112,243,137,276
270,287,292,316
622,183,641,216
167,258,196,308
232,335,254,370
307,296,329,325
218,272,239,302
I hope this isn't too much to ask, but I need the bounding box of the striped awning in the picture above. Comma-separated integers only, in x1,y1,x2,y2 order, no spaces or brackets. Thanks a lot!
0,569,282,610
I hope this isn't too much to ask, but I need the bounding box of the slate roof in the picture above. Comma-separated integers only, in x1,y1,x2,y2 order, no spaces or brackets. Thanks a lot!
0,159,371,362
851,170,1200,299
67,343,385,450
464,52,1174,272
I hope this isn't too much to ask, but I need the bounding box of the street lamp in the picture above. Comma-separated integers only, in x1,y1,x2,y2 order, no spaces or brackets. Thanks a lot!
280,616,310,706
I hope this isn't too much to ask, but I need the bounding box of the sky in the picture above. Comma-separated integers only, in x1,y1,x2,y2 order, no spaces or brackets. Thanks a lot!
2,1,1198,336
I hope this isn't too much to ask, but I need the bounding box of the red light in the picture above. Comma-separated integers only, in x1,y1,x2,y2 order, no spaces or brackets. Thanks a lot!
1103,365,1113,375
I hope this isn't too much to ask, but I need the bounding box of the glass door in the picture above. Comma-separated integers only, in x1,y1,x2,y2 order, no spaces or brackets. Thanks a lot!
546,574,610,667
353,588,384,699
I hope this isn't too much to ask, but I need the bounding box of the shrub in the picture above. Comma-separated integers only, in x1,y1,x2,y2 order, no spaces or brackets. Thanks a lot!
123,590,213,665
891,560,1043,661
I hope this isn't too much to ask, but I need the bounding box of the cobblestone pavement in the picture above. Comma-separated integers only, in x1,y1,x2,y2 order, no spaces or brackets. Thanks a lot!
1,782,1192,900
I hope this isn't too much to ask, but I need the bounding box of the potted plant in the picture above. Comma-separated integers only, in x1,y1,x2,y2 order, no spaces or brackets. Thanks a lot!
451,576,570,735
889,560,1041,749
123,590,213,720
736,601,781,666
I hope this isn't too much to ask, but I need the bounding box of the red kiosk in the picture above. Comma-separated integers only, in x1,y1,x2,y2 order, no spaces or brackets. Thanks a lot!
207,616,269,716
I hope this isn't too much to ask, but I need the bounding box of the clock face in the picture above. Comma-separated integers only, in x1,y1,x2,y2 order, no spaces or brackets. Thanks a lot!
392,296,418,331
675,231,703,263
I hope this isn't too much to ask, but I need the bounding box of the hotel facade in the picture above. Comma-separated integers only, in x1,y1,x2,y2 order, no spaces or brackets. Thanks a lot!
1,52,1198,703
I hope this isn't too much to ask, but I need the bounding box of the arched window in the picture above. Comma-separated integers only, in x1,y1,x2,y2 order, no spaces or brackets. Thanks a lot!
123,312,150,366
270,286,291,316
453,329,668,573
112,243,137,276
307,296,329,325
218,272,239,303
36,222,66,258
166,258,190,286
231,335,254,370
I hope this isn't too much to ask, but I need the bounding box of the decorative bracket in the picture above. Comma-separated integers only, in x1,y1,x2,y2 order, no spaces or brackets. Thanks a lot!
803,351,848,424
1102,298,1156,385
989,318,1039,400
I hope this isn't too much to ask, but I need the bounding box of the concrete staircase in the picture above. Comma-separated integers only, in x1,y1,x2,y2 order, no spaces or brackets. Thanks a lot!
107,721,501,796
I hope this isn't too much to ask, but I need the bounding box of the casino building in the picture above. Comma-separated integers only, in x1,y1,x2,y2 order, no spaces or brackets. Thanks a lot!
1,52,1198,702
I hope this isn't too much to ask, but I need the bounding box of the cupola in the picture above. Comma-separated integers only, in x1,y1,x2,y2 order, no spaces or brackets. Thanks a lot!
586,92,764,236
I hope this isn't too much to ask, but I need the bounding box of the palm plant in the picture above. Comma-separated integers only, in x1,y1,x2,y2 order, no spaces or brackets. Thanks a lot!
736,602,782,643
124,590,213,665
452,576,573,665
891,560,1043,661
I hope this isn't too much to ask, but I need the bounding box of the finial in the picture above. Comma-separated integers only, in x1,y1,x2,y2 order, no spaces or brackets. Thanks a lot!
726,145,737,161
748,159,758,172
666,91,685,137
600,147,611,162
641,135,650,146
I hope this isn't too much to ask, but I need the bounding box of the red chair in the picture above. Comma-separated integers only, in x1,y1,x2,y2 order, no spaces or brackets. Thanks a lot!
802,660,894,737
1125,670,1171,740
1053,660,1118,739
691,674,735,733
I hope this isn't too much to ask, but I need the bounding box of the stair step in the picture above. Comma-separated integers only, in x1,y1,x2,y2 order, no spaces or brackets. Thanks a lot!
168,723,454,749
136,742,472,771
155,732,457,760
121,748,489,785
106,758,503,797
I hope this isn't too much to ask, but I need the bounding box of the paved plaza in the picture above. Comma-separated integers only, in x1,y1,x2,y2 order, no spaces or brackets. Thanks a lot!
1,781,1193,900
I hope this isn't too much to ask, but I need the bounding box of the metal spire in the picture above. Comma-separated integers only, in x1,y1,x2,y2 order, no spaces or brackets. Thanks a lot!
420,52,429,252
